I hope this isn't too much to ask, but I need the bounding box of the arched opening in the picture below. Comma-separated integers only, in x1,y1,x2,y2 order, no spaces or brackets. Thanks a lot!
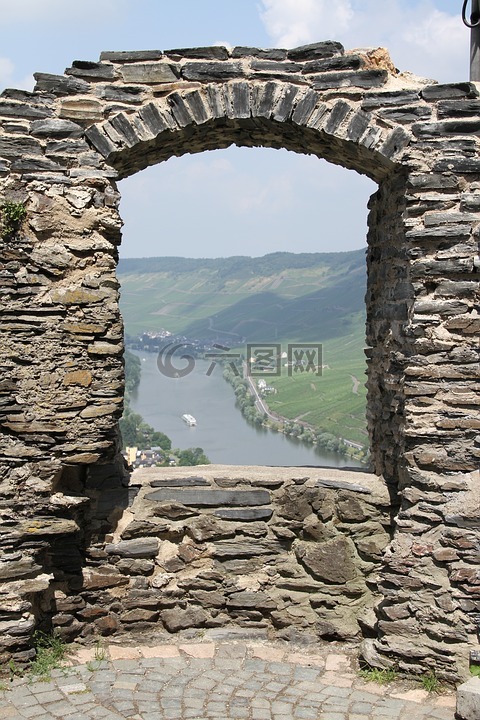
117,145,376,468
2,46,478,677
88,82,412,489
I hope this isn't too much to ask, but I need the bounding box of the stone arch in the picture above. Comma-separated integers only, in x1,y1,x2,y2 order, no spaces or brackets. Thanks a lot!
0,43,479,677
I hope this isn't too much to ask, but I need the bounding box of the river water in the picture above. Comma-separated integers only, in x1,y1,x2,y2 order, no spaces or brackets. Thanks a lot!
129,351,361,468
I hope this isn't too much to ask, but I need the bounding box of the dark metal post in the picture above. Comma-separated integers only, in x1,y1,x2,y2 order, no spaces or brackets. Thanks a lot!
471,0,480,80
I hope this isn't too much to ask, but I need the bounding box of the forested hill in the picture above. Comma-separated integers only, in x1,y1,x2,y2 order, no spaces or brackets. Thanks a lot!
117,250,364,280
118,248,367,343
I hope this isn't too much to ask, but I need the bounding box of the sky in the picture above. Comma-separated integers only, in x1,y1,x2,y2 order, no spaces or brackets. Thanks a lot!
0,0,470,258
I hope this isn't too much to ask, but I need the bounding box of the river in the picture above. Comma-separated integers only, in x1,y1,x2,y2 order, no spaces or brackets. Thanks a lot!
129,351,362,468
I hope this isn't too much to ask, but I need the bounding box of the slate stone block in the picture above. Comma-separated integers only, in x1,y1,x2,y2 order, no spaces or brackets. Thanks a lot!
11,157,62,173
421,82,479,101
302,54,364,74
253,81,278,118
162,606,209,632
406,224,471,239
438,100,480,118
34,73,90,96
272,85,300,123
305,102,328,130
66,62,116,80
138,102,175,135
323,100,352,134
109,114,143,147
97,85,145,103
251,60,302,74
105,538,159,558
312,69,388,90
287,41,344,61
377,105,432,123
100,50,165,62
226,591,276,611
345,110,371,142
168,92,194,127
232,47,287,60
184,89,210,124
380,126,411,159
296,537,358,583
316,478,370,494
85,125,117,157
291,89,318,125
412,119,480,138
0,136,43,157
31,119,84,139
362,90,420,109
166,46,230,60
146,488,270,506
407,172,459,190
215,507,273,521
205,84,225,118
182,62,244,82
213,540,283,559
0,101,52,119
120,63,179,84
229,82,251,119
150,477,210,487
433,154,480,175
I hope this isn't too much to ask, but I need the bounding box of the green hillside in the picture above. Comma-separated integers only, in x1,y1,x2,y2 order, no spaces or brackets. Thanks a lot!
118,249,366,343
118,249,369,448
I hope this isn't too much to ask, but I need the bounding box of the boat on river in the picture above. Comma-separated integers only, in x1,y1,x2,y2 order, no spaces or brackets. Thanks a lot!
182,414,197,426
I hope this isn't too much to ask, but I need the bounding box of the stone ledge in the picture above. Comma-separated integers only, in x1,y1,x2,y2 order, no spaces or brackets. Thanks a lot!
457,677,480,719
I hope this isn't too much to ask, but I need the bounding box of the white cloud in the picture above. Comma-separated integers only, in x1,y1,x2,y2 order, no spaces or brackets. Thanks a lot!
0,57,33,91
395,8,466,80
259,0,468,82
260,0,354,49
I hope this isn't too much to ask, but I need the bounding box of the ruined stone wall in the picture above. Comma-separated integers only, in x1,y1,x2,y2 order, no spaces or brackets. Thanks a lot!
0,42,479,677
51,466,392,646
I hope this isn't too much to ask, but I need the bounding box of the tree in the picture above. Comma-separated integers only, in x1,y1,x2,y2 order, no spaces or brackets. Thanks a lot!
177,447,210,466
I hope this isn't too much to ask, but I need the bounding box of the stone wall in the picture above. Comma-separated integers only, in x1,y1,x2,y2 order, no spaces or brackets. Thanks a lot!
50,466,392,645
0,42,479,677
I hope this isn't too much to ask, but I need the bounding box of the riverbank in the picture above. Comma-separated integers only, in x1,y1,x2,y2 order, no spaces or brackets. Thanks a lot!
222,365,368,465
128,351,360,468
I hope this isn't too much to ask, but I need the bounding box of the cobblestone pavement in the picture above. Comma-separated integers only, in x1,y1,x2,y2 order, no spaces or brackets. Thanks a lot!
0,635,457,720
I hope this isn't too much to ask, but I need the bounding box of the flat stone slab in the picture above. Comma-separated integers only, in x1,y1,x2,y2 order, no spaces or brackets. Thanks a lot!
150,476,210,487
316,477,371,494
145,488,271,507
214,507,273,521
457,677,480,720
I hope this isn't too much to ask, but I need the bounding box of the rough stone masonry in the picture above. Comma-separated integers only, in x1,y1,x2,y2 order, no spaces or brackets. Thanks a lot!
0,42,479,680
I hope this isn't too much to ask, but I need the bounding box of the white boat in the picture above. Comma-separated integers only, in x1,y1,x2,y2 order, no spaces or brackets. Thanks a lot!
182,414,197,426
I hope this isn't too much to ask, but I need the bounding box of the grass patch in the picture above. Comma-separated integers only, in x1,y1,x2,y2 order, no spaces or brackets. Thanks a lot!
28,631,68,681
0,200,27,239
420,670,442,693
86,640,108,672
471,663,480,677
358,664,397,684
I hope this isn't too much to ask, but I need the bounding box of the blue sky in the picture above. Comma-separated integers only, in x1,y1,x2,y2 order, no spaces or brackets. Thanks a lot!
0,0,469,258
